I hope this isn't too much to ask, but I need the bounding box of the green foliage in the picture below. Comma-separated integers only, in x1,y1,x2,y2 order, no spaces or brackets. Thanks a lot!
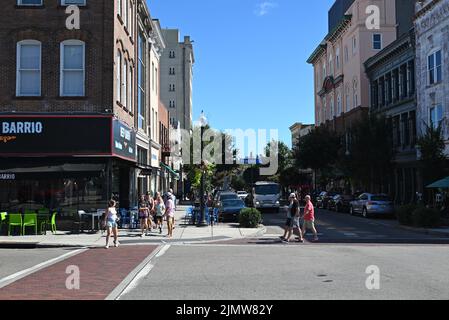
242,166,260,186
396,204,421,226
417,123,447,185
230,175,246,191
412,207,441,228
295,126,341,171
238,208,262,228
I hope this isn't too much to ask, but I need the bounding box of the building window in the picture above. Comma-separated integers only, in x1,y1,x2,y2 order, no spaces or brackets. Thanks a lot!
117,0,122,17
344,46,349,62
116,50,122,103
152,62,155,91
169,100,175,108
322,63,326,79
60,40,85,97
169,67,175,75
336,48,340,70
330,98,335,118
353,80,358,108
17,0,42,5
169,84,175,92
123,59,128,108
16,40,41,97
138,31,146,130
337,94,342,116
329,54,333,76
428,50,442,85
373,34,382,50
155,68,158,95
352,36,357,55
169,50,175,58
129,66,133,112
124,0,128,29
61,0,86,5
430,105,443,129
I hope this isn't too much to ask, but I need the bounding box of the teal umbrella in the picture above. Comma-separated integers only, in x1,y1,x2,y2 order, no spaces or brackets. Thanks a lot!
426,177,449,189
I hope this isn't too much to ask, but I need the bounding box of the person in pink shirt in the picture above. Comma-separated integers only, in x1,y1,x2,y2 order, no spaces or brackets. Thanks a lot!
302,195,319,242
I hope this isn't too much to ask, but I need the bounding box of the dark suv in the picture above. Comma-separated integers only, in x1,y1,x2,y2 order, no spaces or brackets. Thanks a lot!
317,191,339,209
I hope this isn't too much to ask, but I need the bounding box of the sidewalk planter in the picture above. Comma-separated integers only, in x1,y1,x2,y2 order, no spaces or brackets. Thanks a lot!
239,208,262,228
411,207,441,228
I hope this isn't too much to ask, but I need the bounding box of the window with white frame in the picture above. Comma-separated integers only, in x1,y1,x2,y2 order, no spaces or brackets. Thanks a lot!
329,54,333,76
60,40,85,96
428,50,442,85
17,0,42,5
352,36,357,54
344,46,349,62
373,34,382,50
123,59,128,108
124,0,128,29
61,0,86,5
323,63,326,79
337,93,342,116
336,48,340,70
129,66,133,112
117,0,122,17
330,97,335,118
430,105,443,129
117,50,122,103
353,80,358,107
16,40,41,96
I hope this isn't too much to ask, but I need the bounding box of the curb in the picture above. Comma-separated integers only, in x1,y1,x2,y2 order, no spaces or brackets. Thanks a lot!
397,225,449,238
0,242,94,249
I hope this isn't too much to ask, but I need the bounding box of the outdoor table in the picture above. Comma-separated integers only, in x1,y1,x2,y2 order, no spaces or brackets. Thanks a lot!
79,211,104,232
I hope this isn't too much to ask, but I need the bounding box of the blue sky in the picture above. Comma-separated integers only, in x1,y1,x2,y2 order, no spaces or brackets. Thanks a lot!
149,0,334,149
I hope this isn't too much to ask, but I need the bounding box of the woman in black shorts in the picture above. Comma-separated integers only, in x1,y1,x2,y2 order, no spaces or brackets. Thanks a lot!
139,195,149,237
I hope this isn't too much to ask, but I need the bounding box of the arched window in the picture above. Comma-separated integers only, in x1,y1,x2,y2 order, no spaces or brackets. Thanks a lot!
60,40,85,96
117,50,122,103
16,39,41,96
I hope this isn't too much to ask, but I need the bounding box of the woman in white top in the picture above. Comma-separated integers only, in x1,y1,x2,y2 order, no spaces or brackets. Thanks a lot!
104,200,119,249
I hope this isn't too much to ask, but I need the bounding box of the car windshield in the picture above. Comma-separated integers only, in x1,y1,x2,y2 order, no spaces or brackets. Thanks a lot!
255,185,280,195
222,200,244,207
220,194,238,200
372,195,391,201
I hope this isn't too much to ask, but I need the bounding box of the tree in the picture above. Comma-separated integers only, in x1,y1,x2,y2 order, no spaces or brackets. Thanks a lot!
417,123,447,185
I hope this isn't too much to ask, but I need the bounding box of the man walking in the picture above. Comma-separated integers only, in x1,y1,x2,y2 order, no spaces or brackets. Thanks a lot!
302,195,319,242
281,193,304,243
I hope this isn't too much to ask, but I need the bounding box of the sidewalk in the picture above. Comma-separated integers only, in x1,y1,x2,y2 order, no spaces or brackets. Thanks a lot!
0,205,266,248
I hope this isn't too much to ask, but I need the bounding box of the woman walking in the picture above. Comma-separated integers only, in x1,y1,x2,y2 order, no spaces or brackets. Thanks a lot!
154,192,165,234
104,200,119,249
165,194,175,238
139,194,150,237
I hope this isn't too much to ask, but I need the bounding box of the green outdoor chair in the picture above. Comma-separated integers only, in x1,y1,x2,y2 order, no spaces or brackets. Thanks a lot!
8,214,23,236
23,214,38,235
0,212,7,234
42,212,57,234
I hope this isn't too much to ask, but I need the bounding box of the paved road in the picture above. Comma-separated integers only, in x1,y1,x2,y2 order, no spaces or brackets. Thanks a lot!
119,244,449,300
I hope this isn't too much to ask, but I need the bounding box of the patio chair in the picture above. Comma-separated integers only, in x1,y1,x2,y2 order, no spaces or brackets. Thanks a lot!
42,212,57,234
73,211,87,234
184,206,193,224
23,214,38,235
8,214,23,236
0,212,7,234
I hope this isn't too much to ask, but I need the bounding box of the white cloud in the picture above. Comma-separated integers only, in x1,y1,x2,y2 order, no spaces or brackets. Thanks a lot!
254,1,278,17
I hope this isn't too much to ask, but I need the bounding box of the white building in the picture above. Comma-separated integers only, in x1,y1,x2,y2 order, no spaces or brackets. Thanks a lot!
415,0,449,156
160,29,194,131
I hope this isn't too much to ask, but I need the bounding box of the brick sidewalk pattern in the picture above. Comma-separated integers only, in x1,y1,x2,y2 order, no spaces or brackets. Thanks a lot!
0,245,158,300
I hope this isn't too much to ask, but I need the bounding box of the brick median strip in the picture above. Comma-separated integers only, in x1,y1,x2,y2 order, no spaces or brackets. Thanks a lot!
0,245,158,300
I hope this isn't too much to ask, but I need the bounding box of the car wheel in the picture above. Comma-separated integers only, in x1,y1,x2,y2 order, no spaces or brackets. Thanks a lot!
362,207,370,218
349,206,355,215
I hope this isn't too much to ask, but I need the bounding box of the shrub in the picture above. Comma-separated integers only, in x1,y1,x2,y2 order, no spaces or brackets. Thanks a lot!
411,207,441,228
396,204,420,226
239,208,262,228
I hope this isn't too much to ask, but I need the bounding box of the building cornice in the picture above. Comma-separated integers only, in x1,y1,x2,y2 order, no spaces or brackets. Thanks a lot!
415,0,442,19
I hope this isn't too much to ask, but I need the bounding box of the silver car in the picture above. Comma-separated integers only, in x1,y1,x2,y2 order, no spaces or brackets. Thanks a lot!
349,193,394,218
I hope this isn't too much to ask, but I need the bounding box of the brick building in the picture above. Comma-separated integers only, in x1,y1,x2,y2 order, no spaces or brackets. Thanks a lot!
0,0,167,216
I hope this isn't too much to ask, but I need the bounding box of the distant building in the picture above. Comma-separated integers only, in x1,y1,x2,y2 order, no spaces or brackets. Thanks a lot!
160,29,194,131
307,0,410,134
364,1,418,204
415,0,449,157
289,123,314,150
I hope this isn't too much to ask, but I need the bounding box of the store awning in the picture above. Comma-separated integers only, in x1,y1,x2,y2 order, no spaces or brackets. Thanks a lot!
426,177,449,189
160,162,179,179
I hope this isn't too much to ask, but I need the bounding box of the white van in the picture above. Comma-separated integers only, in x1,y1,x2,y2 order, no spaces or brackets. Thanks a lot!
252,181,281,212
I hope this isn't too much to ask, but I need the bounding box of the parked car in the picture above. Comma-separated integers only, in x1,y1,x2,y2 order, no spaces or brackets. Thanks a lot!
317,191,339,209
236,191,249,201
328,194,355,213
349,193,394,218
218,198,246,222
215,191,239,207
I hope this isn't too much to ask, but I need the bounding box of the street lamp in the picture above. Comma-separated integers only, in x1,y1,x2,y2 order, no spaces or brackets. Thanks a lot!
198,111,208,227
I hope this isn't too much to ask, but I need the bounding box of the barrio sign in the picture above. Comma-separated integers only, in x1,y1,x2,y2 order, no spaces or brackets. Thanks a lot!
1,121,43,134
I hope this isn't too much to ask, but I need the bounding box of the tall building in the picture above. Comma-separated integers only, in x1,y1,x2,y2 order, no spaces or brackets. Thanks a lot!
415,0,449,158
160,29,194,131
0,0,165,214
307,0,404,134
364,1,417,203
289,123,314,150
